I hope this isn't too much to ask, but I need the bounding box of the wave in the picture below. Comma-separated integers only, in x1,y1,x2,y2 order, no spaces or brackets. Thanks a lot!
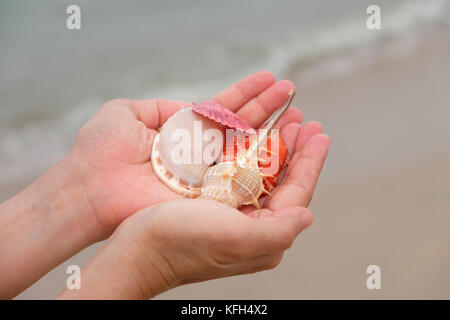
268,0,450,85
1,0,449,187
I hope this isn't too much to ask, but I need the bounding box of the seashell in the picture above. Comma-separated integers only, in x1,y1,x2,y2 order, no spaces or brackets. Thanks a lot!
221,128,288,192
192,101,256,134
199,149,269,209
151,89,295,208
255,128,289,192
198,89,295,208
151,107,225,197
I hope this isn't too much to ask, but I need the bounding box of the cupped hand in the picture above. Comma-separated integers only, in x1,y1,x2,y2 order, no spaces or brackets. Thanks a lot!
137,200,312,285
69,70,330,236
58,199,313,299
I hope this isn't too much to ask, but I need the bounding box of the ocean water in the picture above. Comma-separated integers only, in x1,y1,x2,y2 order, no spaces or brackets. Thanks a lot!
0,0,449,188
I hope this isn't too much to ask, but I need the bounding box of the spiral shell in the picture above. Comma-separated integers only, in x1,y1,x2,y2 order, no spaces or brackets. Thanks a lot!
198,134,278,209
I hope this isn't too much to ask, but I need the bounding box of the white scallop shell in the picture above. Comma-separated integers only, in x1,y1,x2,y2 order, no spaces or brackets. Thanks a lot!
151,107,224,197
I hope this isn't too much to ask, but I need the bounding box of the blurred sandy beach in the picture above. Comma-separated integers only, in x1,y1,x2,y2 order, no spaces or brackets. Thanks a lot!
0,0,448,299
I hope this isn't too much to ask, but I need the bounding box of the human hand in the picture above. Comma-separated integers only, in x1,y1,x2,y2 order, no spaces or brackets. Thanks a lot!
58,199,313,299
0,70,329,298
68,70,329,237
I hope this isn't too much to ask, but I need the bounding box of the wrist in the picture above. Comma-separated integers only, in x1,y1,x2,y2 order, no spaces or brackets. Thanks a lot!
26,154,108,245
112,210,181,298
51,154,110,242
58,210,179,299
0,155,105,298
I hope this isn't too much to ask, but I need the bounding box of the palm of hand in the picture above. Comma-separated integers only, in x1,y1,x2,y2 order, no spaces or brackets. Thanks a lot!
70,71,330,233
72,99,183,229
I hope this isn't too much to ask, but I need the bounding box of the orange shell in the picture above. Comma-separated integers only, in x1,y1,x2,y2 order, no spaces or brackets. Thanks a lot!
221,129,288,192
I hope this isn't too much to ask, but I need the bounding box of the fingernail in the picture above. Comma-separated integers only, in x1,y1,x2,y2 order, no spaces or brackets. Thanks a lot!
300,210,313,229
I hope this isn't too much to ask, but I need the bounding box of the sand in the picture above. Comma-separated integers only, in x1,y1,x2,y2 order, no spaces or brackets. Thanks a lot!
13,26,450,299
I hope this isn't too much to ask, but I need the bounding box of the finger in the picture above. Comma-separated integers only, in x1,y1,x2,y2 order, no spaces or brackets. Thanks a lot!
277,121,322,182
286,122,325,180
182,252,284,284
245,206,312,255
267,133,331,210
211,70,275,112
277,107,303,130
129,99,191,129
249,252,284,273
280,122,301,155
295,121,323,151
236,80,296,128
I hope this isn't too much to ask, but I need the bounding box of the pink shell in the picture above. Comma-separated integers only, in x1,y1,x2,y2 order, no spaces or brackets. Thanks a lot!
192,101,256,134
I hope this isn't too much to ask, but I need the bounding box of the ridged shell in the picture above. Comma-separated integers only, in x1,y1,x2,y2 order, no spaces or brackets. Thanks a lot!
152,133,200,197
192,101,256,134
199,152,266,208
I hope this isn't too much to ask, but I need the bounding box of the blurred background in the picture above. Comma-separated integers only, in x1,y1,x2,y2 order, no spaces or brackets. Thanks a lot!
1,0,449,299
